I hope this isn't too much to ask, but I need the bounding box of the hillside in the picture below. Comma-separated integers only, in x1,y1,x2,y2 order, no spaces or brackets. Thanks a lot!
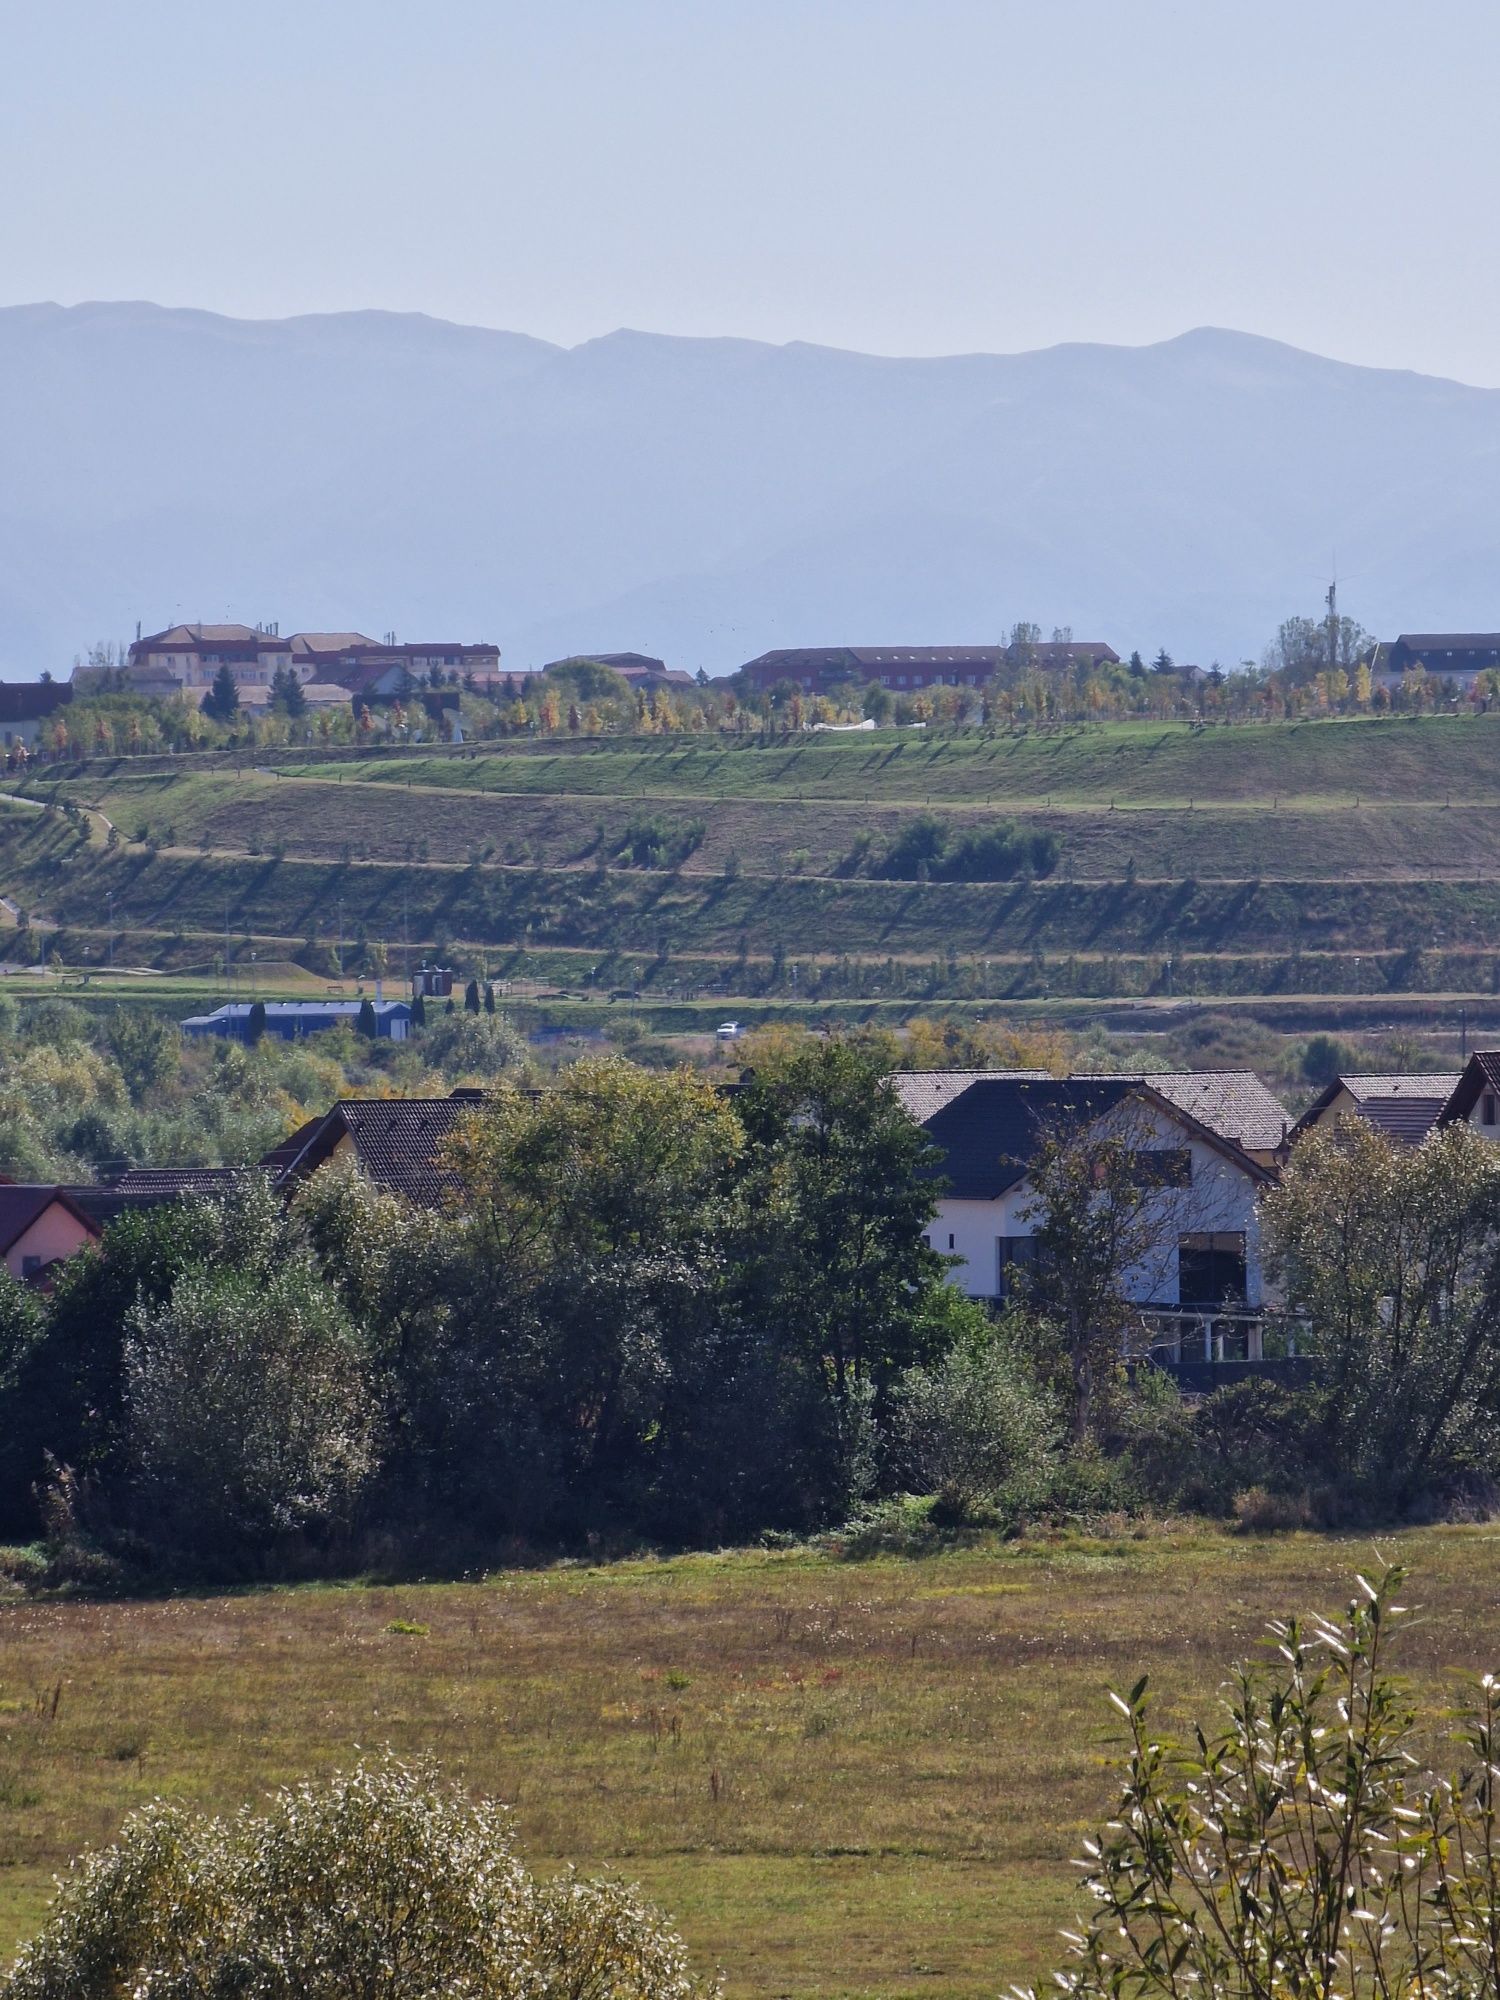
7,304,1500,671
4,714,1499,1027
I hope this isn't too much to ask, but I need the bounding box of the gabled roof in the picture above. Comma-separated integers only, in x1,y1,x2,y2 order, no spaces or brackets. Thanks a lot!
892,1068,1288,1157
288,631,378,654
0,682,72,722
1292,1072,1463,1147
107,1166,249,1198
1011,641,1120,666
272,1093,482,1207
913,1076,1272,1201
135,623,286,651
887,1069,1053,1124
1090,1071,1290,1155
1437,1052,1500,1127
1395,634,1500,651
0,1184,102,1256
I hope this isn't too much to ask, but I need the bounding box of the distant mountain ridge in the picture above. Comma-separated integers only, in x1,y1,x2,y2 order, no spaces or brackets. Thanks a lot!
1,301,1497,677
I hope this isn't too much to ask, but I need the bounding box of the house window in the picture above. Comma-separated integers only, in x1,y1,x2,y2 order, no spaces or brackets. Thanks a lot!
947,1232,955,1250
997,1234,1038,1302
1123,1148,1192,1187
1178,1232,1247,1309
20,1255,41,1278
1483,1094,1497,1128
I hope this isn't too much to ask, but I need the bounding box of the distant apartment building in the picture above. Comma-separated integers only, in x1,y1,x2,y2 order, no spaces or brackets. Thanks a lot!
541,652,696,688
734,640,1119,696
1363,634,1500,690
104,624,502,702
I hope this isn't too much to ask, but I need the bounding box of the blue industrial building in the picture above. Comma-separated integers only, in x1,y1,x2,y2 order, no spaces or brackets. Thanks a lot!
180,1001,413,1043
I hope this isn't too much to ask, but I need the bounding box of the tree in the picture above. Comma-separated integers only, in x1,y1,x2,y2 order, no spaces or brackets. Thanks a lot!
1036,1566,1500,2000
3,1752,706,2000
356,995,377,1038
1018,1094,1228,1439
270,663,307,718
245,998,266,1045
731,1039,947,1399
483,981,495,1014
1262,1119,1500,1507
464,977,480,1013
104,1009,177,1100
1150,647,1175,675
201,662,241,723
442,1059,743,1525
410,990,426,1029
124,1257,378,1563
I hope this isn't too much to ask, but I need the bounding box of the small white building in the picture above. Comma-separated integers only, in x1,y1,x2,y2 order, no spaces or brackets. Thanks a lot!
890,1071,1280,1364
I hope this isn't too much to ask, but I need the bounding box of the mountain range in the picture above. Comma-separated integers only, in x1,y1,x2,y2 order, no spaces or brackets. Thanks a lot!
1,301,1498,678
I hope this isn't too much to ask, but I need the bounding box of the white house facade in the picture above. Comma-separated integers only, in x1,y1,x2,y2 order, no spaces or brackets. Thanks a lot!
891,1072,1280,1365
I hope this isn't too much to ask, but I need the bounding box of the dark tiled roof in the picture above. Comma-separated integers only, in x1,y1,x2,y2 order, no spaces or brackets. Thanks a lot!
913,1074,1273,1199
276,1095,482,1207
1361,1095,1455,1144
108,1166,250,1198
922,1077,1142,1199
1437,1052,1500,1127
0,682,72,722
0,1184,102,1255
1396,634,1500,651
1292,1072,1462,1147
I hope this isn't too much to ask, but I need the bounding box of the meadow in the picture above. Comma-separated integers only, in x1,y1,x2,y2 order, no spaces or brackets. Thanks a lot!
3,1525,1499,1997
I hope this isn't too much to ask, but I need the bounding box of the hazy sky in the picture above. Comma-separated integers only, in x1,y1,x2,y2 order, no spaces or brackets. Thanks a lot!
4,1,1498,380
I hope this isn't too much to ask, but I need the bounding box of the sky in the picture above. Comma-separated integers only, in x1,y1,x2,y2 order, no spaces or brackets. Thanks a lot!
3,0,1498,381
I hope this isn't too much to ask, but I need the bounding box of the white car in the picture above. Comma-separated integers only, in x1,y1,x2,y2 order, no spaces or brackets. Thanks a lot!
716,1020,743,1040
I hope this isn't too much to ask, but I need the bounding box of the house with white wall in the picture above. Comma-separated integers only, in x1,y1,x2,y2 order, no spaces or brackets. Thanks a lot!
890,1071,1279,1363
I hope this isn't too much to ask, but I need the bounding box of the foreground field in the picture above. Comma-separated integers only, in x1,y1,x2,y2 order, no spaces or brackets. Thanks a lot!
3,1526,1499,1997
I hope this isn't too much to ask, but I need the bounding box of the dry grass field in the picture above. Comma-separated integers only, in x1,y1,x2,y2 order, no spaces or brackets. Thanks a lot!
3,1524,1500,1997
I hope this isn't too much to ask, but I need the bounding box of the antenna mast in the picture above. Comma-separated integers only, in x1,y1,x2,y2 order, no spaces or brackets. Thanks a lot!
1325,574,1339,671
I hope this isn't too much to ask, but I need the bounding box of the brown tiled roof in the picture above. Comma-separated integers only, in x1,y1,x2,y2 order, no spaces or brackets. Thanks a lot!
1292,1072,1462,1147
1094,1071,1290,1155
275,1095,483,1207
1437,1053,1500,1127
288,632,378,655
108,1166,250,1198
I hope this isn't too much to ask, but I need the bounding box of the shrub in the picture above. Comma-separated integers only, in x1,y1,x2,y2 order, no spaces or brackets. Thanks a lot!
1032,1566,1500,2000
614,815,706,869
3,1751,710,2000
1231,1481,1312,1531
124,1260,378,1565
872,812,1059,881
889,1337,1059,1506
420,1008,529,1078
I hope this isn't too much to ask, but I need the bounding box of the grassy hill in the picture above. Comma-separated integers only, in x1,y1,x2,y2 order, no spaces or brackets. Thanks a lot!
4,715,1499,1025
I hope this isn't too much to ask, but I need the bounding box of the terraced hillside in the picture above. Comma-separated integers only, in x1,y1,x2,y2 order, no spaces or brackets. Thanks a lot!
4,715,1500,1019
